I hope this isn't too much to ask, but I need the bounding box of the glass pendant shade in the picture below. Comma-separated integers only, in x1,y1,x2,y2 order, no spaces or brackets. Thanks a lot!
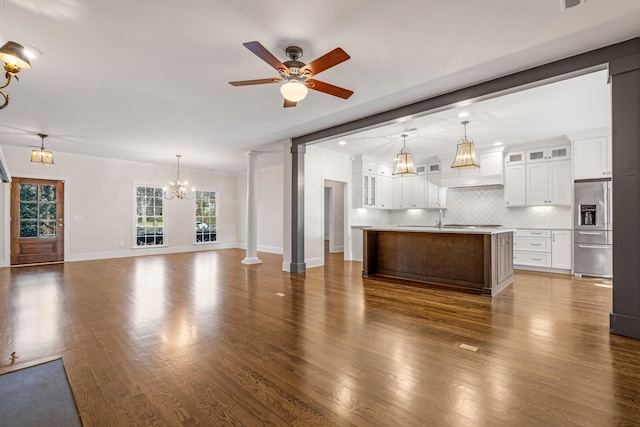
0,41,31,69
30,134,53,165
451,121,480,169
392,134,417,176
30,149,54,165
280,80,308,102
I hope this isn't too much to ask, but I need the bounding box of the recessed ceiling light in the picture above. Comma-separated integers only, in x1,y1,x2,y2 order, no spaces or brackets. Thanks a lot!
494,141,503,146
338,140,347,145
457,111,470,118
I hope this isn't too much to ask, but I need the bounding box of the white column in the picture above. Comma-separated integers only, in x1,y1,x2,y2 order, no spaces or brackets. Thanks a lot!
242,151,262,265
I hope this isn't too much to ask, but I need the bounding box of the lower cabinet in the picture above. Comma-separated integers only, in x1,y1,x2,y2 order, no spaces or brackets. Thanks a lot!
513,229,572,271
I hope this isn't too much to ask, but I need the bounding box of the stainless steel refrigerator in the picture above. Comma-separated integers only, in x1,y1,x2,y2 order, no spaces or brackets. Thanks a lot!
574,179,612,278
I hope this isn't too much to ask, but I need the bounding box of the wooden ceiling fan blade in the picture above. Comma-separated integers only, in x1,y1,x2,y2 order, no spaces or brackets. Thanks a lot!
306,79,353,99
284,99,297,108
300,48,350,76
243,41,290,74
229,78,282,86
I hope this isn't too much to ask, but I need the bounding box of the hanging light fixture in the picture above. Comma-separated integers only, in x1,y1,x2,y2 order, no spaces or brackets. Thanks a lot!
0,41,32,110
163,155,195,200
30,133,54,165
451,120,480,169
392,133,417,176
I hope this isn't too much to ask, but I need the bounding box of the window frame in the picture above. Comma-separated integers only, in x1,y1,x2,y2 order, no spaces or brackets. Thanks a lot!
132,183,167,248
194,188,218,245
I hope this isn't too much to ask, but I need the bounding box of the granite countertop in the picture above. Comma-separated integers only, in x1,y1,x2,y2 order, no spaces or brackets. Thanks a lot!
364,225,516,235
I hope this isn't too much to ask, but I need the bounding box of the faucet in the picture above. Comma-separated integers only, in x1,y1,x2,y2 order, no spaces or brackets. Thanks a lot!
437,208,446,229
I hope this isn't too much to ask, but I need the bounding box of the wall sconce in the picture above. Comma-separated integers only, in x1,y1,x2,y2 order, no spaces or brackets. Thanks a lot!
0,41,32,110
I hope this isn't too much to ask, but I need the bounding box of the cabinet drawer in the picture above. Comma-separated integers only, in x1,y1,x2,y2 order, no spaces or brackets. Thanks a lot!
514,251,551,268
513,237,551,252
514,229,551,238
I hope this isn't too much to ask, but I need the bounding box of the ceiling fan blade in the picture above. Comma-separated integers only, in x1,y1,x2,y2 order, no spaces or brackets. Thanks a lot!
306,79,353,99
284,99,297,108
243,41,290,74
229,78,282,86
300,48,350,76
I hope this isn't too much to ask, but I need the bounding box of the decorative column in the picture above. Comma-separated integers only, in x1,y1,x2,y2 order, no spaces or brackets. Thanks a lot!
242,151,261,265
609,51,640,339
290,142,306,273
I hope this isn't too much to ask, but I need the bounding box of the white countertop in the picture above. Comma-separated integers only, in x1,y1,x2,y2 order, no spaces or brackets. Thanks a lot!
364,226,515,235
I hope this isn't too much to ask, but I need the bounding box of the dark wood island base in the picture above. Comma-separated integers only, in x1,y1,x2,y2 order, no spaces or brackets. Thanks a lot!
363,228,514,297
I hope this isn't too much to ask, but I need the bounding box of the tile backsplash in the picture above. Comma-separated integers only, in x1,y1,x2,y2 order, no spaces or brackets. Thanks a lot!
354,185,573,229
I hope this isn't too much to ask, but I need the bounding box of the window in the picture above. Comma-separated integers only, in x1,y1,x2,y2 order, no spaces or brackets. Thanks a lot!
135,185,164,246
195,190,217,243
18,183,57,238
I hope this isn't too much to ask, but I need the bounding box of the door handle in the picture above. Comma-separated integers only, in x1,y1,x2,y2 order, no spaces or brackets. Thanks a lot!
578,231,603,235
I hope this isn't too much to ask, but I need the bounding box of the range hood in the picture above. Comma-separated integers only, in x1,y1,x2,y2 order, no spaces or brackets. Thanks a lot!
439,173,504,188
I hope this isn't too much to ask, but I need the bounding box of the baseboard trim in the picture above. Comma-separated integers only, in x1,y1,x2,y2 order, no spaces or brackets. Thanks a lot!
610,310,640,339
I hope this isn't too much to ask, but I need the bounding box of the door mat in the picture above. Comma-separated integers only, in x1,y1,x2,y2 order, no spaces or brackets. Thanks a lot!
0,359,83,426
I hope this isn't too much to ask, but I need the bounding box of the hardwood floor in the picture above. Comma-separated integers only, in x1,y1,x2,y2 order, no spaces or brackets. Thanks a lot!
1,248,639,426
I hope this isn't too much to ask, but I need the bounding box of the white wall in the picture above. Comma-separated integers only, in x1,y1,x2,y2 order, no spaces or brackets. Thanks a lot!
304,146,352,268
236,164,284,254
0,145,238,265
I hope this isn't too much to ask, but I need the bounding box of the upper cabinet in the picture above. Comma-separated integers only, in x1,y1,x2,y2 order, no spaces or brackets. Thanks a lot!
573,136,611,180
505,143,572,207
526,145,571,163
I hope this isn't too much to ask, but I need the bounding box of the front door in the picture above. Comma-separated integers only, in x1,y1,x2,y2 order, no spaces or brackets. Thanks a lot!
10,178,65,265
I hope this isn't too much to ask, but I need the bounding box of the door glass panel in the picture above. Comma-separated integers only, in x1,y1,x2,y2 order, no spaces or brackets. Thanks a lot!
19,183,58,238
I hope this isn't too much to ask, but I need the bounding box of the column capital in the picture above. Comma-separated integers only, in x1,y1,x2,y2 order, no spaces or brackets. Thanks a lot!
245,150,261,159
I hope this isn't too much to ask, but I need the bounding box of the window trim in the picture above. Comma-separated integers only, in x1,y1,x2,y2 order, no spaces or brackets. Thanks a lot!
194,187,219,245
132,182,167,249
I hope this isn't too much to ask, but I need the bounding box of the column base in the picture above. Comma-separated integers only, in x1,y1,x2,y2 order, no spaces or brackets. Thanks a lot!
242,257,262,265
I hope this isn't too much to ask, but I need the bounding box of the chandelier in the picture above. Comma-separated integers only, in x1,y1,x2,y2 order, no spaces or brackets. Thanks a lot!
30,133,53,165
392,133,417,176
0,41,32,110
163,155,194,200
451,120,480,169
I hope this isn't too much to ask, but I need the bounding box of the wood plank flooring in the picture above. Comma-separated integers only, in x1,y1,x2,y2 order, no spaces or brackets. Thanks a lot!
1,248,639,426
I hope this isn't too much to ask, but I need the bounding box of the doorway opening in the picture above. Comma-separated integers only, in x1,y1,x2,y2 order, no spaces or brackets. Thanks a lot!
323,179,346,260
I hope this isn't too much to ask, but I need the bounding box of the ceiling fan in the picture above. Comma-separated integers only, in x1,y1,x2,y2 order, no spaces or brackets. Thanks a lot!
229,41,353,108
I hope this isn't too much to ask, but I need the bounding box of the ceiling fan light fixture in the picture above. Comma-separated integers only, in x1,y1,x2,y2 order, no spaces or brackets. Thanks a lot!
451,120,480,169
30,133,53,165
280,80,308,102
392,134,417,176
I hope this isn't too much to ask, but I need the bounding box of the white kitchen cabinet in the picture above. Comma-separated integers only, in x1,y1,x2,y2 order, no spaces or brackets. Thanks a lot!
526,145,571,163
513,229,552,268
377,176,392,209
399,176,425,208
427,161,441,174
573,136,611,179
551,230,572,270
526,160,571,206
377,163,393,177
504,164,526,206
353,173,376,208
426,175,447,209
415,164,428,175
392,178,403,209
505,151,525,166
479,151,503,176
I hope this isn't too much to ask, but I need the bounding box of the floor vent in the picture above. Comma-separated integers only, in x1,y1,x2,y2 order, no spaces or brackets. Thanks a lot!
561,0,586,11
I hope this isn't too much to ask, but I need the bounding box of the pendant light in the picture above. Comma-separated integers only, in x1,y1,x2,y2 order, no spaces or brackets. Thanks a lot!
392,133,417,176
30,133,54,165
451,120,480,169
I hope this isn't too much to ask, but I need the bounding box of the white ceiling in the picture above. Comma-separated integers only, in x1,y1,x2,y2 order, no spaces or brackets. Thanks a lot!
0,1,638,174
314,69,612,164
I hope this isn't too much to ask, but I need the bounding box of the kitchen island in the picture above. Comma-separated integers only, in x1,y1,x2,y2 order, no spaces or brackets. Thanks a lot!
362,226,514,296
